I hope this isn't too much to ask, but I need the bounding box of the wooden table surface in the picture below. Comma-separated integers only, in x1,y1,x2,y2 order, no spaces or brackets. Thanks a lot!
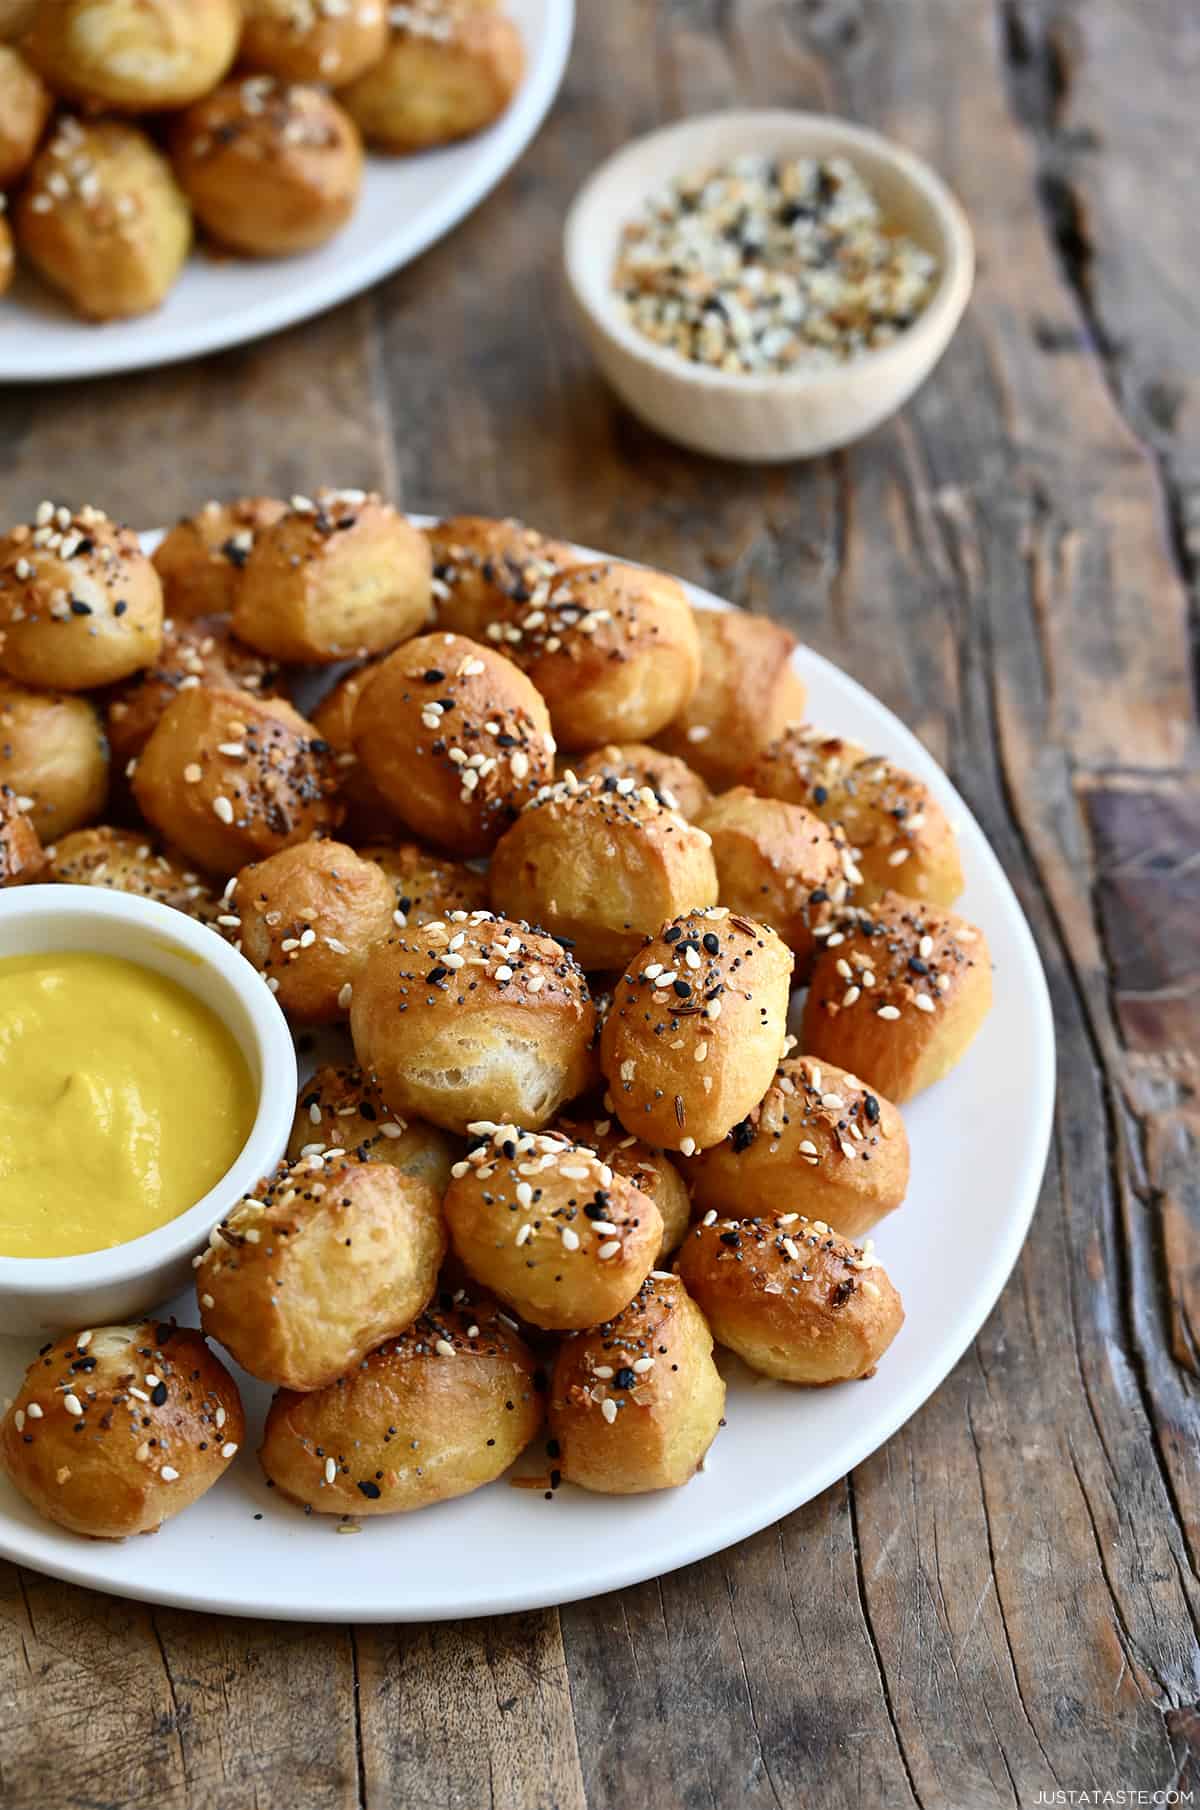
2,2,1198,1804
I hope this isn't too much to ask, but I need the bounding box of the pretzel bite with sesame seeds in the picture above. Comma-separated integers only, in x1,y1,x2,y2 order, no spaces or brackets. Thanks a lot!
0,786,45,886
572,742,711,823
489,771,719,972
656,610,806,790
0,1323,244,1540
226,839,395,1022
682,1056,909,1243
233,490,431,663
600,908,793,1154
443,1126,663,1331
676,1214,903,1384
287,1065,457,1193
350,911,595,1134
0,680,108,839
131,685,342,875
426,515,574,642
197,1153,446,1391
698,788,853,977
742,722,865,806
802,893,992,1102
171,79,362,257
549,1274,724,1493
239,0,387,85
552,1112,691,1261
340,4,524,153
0,47,50,189
351,633,554,858
0,503,162,691
310,660,400,836
105,614,283,765
152,497,288,621
259,1295,541,1516
48,826,220,922
357,838,489,929
16,119,192,322
25,0,240,110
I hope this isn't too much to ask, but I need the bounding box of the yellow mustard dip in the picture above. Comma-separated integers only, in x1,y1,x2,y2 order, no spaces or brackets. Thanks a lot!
0,951,255,1259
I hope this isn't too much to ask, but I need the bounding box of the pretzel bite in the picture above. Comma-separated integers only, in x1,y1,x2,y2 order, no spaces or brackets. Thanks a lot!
802,894,992,1102
682,1056,909,1242
309,660,399,835
0,680,107,838
16,118,192,322
0,502,162,690
358,838,489,928
340,3,524,153
172,79,362,257
0,1323,244,1539
489,773,717,973
131,685,342,875
351,633,554,857
743,723,865,805
0,786,45,886
699,788,853,976
226,839,395,1022
233,490,431,663
572,742,711,822
25,0,240,110
259,1296,541,1516
0,47,50,188
288,1065,456,1194
549,1274,724,1493
152,497,288,621
48,826,219,922
426,515,574,642
600,908,793,1153
0,212,12,298
106,614,282,764
351,911,595,1134
553,1110,690,1260
656,610,806,789
197,1152,445,1391
240,0,387,84
443,1126,662,1331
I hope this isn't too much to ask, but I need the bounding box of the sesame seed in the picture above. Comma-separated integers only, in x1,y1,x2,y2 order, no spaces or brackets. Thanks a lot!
160,1466,180,1482
62,1394,83,1417
914,993,936,1013
601,1399,618,1424
435,1339,456,1358
515,1224,533,1246
325,1457,337,1484
26,1403,42,1419
597,1239,621,1260
213,795,234,824
702,1209,717,1226
221,1442,238,1459
561,1227,581,1251
877,1004,901,1020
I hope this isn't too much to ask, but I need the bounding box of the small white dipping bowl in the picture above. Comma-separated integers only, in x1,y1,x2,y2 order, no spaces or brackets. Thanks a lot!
0,885,297,1336
564,109,974,462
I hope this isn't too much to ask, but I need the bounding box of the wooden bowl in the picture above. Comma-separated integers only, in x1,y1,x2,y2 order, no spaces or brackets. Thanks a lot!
563,109,974,462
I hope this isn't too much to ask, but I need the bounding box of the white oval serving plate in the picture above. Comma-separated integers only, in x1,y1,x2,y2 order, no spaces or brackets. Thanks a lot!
0,0,573,383
0,541,1054,1620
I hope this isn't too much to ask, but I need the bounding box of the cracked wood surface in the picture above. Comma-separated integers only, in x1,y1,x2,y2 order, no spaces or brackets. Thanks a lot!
1,2,1197,1805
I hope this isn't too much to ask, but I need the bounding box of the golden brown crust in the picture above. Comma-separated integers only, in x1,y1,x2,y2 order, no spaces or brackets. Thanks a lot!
339,7,524,153
0,46,51,188
131,684,342,875
682,1055,909,1242
699,786,852,976
350,910,596,1134
489,770,718,971
675,1213,904,1384
287,1064,457,1194
0,1322,244,1539
743,723,866,804
259,1296,542,1516
25,0,240,109
351,632,554,858
549,1275,725,1493
151,497,288,620
0,502,163,690
171,79,362,257
233,490,431,663
47,825,219,921
443,1125,662,1331
105,613,282,763
226,839,396,1022
656,609,806,788
0,784,45,885
550,1110,691,1260
0,214,12,298
197,1153,446,1390
572,742,711,822
427,515,574,642
801,892,992,1102
239,0,387,85
16,118,192,321
0,679,108,839
599,908,794,1153
310,660,401,836
356,838,489,927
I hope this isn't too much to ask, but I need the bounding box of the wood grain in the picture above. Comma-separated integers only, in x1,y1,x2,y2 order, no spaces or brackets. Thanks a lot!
0,2,1197,1806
